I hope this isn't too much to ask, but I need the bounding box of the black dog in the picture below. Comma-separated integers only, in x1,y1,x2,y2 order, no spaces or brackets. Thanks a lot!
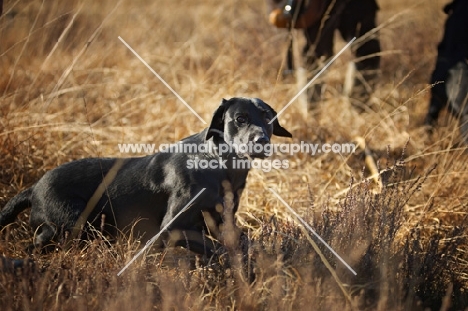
0,97,292,256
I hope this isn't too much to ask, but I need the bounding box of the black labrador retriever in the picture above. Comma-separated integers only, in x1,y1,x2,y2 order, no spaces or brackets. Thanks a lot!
0,97,292,256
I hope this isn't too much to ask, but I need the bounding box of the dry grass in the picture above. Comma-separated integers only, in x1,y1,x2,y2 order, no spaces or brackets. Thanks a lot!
1,0,467,310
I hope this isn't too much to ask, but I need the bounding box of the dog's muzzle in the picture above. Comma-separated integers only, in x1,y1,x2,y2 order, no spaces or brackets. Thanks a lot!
249,136,271,159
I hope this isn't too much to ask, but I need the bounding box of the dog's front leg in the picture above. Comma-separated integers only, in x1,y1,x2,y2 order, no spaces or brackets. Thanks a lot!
160,193,223,259
166,228,221,258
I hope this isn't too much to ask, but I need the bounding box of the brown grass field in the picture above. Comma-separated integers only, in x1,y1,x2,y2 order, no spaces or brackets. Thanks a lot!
1,0,467,310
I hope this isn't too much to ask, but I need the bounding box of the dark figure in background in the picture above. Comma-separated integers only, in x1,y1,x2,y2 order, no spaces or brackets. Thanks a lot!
267,0,381,101
425,0,468,143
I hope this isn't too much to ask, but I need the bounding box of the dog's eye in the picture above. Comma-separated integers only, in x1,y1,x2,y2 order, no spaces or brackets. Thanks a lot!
265,117,271,123
236,116,247,124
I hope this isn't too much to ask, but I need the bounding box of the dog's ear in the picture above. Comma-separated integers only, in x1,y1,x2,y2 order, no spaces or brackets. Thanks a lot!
272,117,292,138
206,98,229,140
258,99,292,138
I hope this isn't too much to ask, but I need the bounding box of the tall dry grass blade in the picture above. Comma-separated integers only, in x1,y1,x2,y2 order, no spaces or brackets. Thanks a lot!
355,137,382,191
43,0,124,112
269,188,357,275
118,36,207,125
3,0,44,97
27,4,84,98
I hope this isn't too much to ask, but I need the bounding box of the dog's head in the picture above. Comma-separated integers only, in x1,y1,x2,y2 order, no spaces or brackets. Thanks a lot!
206,97,292,158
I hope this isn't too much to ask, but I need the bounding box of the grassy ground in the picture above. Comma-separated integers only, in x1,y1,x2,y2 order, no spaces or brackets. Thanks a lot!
1,0,467,310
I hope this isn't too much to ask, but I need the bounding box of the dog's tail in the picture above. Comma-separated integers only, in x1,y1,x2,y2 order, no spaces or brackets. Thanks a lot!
0,187,33,227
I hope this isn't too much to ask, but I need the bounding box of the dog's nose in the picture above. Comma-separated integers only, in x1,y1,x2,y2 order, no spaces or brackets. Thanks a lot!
255,136,270,145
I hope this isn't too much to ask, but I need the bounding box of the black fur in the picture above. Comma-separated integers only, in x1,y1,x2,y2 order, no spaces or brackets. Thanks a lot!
0,97,292,256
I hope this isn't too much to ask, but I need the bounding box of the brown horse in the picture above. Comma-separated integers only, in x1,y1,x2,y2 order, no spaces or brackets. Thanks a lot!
266,0,381,102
